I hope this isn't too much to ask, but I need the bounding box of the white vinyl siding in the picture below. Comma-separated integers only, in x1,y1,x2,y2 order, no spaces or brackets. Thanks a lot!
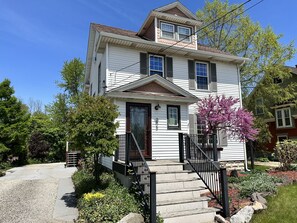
107,45,141,91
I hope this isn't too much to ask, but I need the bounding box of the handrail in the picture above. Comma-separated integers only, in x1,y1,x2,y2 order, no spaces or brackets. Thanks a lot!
179,133,230,217
131,133,150,171
115,132,156,223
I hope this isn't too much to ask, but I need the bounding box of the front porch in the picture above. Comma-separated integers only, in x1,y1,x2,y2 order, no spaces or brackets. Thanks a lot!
111,132,230,223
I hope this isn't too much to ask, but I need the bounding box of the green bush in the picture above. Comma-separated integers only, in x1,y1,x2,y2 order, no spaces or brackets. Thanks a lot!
274,140,297,170
72,170,98,198
0,170,5,177
238,173,282,197
78,180,139,223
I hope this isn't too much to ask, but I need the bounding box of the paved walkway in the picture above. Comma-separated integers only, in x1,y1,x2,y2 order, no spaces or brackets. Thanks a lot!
0,163,78,223
254,161,281,167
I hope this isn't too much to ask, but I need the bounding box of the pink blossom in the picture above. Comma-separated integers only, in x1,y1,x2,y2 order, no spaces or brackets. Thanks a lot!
197,95,258,141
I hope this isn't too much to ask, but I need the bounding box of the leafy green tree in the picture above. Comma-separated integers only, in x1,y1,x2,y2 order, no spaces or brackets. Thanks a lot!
68,94,119,181
28,111,66,161
197,0,296,101
58,58,85,104
197,0,296,145
0,79,30,163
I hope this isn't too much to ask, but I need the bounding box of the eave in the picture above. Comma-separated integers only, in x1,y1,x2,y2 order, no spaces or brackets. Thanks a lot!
96,31,249,64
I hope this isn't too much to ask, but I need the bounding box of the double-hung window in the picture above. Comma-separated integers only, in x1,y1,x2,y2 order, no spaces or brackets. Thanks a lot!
149,55,164,76
276,108,292,128
178,26,191,42
161,23,174,39
255,97,264,115
196,62,209,90
167,105,180,130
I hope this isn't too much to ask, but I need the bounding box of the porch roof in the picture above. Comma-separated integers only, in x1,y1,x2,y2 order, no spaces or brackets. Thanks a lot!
105,74,199,104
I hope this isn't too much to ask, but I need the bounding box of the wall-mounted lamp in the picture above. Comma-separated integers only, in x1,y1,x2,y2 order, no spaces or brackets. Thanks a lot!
155,104,161,110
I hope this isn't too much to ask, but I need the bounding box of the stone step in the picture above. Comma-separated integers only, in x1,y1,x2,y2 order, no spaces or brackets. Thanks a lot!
156,178,205,193
157,197,209,215
162,208,217,223
156,187,205,203
156,170,198,182
148,164,184,173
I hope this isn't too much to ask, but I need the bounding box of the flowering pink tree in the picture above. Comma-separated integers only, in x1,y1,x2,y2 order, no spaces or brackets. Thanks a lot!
197,95,258,141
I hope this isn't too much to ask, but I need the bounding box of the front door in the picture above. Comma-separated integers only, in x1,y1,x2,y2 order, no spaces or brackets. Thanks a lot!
126,103,151,159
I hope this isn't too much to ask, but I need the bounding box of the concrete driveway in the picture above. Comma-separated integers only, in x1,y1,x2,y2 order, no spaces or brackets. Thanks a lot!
0,163,78,223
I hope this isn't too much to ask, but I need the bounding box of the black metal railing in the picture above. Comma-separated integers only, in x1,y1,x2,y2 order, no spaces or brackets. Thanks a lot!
115,132,156,223
179,133,230,217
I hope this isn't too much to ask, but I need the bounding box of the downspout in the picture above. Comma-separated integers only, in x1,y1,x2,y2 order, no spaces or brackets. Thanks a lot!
237,60,250,171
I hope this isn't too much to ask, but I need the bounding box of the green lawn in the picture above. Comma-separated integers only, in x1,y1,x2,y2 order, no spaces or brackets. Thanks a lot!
251,184,297,223
248,164,271,172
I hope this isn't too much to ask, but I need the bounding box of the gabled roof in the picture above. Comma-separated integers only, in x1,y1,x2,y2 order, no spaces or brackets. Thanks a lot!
138,2,202,36
106,74,199,104
154,1,199,20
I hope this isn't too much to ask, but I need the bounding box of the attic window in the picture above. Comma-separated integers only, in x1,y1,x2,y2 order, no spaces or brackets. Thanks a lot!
161,23,174,39
178,26,191,42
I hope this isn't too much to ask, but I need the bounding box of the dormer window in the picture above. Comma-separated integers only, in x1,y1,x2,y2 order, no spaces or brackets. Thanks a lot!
178,26,191,42
161,23,174,39
149,55,164,76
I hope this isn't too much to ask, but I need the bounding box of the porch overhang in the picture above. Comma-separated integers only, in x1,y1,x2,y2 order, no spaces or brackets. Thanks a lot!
105,74,199,104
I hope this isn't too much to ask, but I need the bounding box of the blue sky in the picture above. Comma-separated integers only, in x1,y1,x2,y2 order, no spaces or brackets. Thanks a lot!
1,0,296,107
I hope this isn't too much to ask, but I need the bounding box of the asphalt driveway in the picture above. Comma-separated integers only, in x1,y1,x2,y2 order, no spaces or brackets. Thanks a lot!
0,163,78,223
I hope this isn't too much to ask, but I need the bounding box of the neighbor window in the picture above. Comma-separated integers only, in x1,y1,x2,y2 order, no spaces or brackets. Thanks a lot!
196,62,209,90
178,26,191,42
276,108,292,128
167,105,180,130
277,135,288,142
255,97,264,115
149,55,164,76
161,23,174,39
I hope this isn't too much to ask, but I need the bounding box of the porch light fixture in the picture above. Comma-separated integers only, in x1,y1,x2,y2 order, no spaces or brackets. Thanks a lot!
155,104,161,110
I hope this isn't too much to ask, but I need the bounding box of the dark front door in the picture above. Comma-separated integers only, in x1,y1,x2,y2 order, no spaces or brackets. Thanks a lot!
126,103,151,159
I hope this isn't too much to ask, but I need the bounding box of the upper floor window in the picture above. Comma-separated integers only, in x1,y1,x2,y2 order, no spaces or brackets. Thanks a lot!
149,55,164,76
178,26,191,42
196,62,209,90
276,107,292,128
161,23,174,39
255,97,264,115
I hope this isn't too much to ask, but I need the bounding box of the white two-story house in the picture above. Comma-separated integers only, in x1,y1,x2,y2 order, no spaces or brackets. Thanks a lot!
84,2,248,170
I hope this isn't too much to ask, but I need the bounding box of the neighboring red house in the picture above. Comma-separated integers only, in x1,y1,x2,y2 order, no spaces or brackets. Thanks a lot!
251,65,297,152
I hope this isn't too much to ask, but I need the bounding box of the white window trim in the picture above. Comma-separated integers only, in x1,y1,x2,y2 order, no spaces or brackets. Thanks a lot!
275,107,292,128
195,62,209,91
177,26,191,42
149,54,164,77
255,97,264,115
160,22,175,40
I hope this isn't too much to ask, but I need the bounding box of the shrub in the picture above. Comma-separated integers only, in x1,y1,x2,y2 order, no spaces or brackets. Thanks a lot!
238,172,282,197
72,170,98,198
0,170,5,177
274,140,297,170
78,181,139,223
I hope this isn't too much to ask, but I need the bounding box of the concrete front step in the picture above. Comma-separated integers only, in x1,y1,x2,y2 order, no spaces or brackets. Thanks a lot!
156,178,205,193
162,208,217,223
157,197,209,215
156,187,205,202
156,170,198,182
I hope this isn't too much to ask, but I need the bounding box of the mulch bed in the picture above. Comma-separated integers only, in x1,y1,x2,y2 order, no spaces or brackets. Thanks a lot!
205,169,297,215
